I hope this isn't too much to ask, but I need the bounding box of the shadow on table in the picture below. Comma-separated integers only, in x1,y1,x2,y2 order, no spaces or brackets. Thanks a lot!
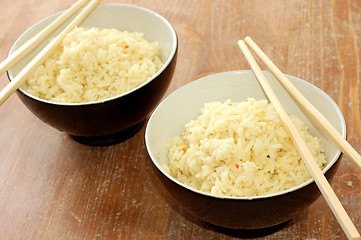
207,220,290,238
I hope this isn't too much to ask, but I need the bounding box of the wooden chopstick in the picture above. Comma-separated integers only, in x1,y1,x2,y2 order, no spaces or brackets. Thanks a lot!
0,0,101,106
244,36,361,170
238,40,360,240
0,0,89,77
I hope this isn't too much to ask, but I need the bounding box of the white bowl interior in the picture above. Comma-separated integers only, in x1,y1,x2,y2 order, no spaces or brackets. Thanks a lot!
8,4,177,101
145,70,346,199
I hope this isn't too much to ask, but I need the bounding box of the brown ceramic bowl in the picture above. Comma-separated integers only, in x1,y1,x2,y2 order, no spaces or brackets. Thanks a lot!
7,4,177,145
145,71,346,229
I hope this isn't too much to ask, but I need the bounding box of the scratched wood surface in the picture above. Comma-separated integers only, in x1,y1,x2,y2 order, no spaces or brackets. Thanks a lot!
0,0,360,239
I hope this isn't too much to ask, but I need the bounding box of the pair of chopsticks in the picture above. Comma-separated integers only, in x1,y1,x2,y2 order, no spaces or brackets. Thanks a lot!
0,0,101,106
238,37,360,240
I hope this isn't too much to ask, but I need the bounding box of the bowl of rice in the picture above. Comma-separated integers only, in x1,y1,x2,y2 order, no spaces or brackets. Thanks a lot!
7,4,177,145
145,70,346,229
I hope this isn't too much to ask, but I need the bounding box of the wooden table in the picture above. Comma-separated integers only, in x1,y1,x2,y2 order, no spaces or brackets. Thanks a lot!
0,0,360,239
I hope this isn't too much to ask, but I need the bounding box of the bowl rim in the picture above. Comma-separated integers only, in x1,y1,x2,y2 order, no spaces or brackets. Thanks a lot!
145,70,346,200
7,3,178,106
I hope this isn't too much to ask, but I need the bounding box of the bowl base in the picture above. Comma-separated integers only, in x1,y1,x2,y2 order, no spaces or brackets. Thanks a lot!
212,219,291,237
69,120,145,146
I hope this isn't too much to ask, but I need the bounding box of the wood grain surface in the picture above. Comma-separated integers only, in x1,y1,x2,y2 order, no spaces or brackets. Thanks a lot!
0,0,360,239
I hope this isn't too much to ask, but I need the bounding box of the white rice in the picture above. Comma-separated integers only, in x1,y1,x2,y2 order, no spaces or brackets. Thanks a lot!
24,27,163,103
166,98,326,197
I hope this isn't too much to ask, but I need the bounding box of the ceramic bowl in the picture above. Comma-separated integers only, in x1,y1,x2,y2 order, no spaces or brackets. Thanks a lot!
7,4,178,145
145,70,346,229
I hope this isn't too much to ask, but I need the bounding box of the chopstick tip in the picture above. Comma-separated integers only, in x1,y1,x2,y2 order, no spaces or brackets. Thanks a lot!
237,39,245,47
